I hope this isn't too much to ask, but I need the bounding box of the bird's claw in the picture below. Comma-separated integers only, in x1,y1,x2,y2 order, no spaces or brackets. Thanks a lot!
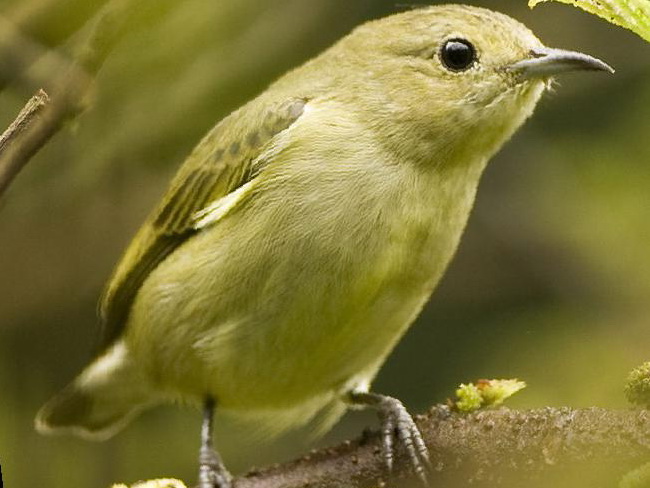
348,391,430,484
197,446,232,488
377,396,431,484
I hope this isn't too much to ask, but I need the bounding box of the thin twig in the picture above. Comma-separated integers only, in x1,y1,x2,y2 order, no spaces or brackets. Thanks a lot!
0,88,49,153
0,0,139,199
0,88,49,194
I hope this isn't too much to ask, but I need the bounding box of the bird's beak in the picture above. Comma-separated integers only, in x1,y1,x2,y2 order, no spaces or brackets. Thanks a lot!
508,47,614,78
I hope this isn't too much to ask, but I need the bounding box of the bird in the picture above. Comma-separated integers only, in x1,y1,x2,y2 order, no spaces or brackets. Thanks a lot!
35,4,613,487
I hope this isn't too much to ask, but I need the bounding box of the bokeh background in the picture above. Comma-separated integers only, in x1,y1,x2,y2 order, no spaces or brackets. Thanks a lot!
0,0,648,487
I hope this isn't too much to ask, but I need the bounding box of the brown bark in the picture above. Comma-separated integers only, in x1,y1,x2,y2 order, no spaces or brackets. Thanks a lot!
230,406,650,488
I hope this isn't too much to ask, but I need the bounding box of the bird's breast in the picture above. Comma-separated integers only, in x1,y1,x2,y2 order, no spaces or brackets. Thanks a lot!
128,114,487,412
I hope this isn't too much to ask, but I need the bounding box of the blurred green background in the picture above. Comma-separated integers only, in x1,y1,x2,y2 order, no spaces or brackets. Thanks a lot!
0,0,648,487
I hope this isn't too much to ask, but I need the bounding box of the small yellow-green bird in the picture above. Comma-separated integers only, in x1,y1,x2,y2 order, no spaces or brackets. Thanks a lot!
36,4,612,486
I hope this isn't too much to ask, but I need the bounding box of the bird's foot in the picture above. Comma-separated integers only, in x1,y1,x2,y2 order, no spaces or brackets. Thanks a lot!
197,446,232,488
349,391,430,484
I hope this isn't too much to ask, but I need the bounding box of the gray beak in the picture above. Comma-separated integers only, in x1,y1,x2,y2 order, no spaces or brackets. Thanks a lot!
508,47,614,78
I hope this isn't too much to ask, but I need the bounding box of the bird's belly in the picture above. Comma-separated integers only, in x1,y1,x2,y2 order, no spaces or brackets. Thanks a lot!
127,161,478,413
130,226,449,412
210,258,438,409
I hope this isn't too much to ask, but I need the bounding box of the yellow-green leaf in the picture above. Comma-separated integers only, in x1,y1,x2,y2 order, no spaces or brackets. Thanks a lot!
479,379,527,407
529,0,650,42
453,379,527,413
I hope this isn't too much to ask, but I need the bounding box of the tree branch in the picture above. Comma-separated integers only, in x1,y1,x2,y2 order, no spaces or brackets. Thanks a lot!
227,406,650,488
0,0,137,199
0,88,49,194
0,88,49,154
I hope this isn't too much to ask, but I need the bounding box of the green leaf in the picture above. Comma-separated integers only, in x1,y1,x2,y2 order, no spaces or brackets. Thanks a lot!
529,0,650,42
479,379,527,407
453,379,527,413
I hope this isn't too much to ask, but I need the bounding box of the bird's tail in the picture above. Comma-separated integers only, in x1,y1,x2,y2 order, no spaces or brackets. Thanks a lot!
35,340,157,440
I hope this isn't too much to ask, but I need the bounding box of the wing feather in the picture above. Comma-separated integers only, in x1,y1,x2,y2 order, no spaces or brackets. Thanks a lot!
97,98,306,351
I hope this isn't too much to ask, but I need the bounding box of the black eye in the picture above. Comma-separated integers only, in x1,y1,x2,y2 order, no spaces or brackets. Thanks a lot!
440,39,476,72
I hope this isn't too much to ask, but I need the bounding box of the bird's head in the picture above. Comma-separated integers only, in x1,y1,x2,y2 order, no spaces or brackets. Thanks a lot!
328,4,613,164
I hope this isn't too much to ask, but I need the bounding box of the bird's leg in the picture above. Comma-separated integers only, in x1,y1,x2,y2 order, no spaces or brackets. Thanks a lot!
347,390,430,484
197,397,232,488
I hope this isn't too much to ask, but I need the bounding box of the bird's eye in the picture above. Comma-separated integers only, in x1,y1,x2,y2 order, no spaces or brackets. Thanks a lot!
440,39,476,72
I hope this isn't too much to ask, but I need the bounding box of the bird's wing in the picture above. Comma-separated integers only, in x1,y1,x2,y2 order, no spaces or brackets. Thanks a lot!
97,98,307,351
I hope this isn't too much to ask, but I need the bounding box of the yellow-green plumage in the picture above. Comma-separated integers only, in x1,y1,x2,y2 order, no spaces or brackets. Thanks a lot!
35,4,609,443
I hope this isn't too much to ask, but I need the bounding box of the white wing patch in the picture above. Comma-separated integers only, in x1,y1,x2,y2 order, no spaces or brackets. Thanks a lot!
193,180,256,230
193,101,314,231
